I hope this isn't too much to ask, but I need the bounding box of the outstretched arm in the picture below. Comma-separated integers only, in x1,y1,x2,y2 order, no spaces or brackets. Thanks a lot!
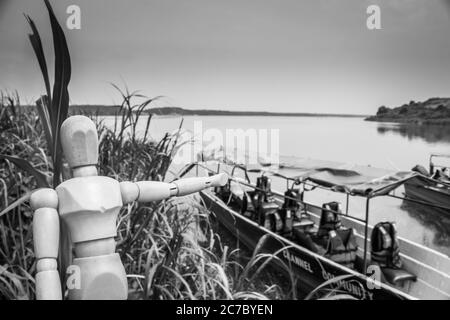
120,173,228,204
30,188,62,300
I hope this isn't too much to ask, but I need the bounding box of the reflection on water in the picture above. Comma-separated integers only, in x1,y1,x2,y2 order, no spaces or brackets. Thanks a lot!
401,201,450,250
377,123,450,144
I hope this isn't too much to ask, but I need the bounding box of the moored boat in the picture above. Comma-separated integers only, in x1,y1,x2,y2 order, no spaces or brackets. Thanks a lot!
406,154,450,213
176,160,450,300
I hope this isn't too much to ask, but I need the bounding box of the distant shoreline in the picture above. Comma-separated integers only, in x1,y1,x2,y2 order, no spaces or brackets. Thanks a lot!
365,117,450,125
65,105,367,118
365,97,450,125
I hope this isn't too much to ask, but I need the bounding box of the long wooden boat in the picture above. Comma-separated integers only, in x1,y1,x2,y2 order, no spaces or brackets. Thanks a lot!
405,154,450,213
404,176,450,214
177,161,450,300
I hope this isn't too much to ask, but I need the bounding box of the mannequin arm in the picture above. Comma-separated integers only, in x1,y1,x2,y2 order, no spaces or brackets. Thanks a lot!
30,188,62,300
120,173,228,204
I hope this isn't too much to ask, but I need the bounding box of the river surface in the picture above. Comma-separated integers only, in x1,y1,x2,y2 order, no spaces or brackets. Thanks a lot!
100,115,450,256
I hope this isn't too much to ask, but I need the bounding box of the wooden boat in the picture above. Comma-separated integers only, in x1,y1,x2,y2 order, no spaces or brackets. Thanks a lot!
406,154,450,213
177,161,450,300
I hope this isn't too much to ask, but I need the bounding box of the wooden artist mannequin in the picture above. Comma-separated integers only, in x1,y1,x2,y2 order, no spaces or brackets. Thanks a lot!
30,115,227,300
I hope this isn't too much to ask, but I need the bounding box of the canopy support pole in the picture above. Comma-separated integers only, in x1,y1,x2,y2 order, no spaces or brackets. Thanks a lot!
345,193,349,215
363,197,370,274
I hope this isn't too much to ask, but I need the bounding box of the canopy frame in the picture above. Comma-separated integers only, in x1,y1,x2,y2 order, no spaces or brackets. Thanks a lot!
177,161,450,275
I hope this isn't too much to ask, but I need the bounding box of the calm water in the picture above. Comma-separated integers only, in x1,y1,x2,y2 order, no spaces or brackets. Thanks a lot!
101,115,450,256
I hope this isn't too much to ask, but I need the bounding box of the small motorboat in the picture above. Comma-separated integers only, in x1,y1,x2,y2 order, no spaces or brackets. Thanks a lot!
407,154,450,213
176,160,450,300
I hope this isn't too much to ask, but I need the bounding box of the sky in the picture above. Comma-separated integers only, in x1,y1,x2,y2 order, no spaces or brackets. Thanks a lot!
1,0,450,114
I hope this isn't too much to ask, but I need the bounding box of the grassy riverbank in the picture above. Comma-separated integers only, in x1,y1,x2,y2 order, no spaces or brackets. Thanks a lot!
0,91,301,300
2,1,291,300
0,1,349,300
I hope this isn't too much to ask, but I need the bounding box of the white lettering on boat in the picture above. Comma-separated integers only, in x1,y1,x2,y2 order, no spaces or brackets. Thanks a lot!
321,270,374,300
282,250,314,273
281,249,375,300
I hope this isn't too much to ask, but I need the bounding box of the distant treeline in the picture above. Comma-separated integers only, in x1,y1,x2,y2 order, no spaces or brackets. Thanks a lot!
366,98,450,125
64,105,365,117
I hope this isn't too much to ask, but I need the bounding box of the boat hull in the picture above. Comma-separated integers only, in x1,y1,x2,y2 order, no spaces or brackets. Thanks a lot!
404,176,450,213
200,190,413,300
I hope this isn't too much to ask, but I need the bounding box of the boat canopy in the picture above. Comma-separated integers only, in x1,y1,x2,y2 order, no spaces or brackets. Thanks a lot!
292,163,417,197
268,157,419,197
196,150,420,198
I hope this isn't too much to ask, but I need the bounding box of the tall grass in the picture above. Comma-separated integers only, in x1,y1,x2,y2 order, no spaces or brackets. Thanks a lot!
0,90,296,300
0,94,39,299
0,0,286,300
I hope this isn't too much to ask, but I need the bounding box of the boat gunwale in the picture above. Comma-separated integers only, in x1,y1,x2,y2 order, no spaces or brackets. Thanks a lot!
179,162,450,299
301,204,450,296
227,171,450,269
200,189,416,300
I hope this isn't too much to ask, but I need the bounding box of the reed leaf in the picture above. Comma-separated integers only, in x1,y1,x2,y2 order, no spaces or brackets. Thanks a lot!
35,96,53,155
0,192,32,218
304,274,356,300
0,155,49,188
24,14,52,119
43,0,71,187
